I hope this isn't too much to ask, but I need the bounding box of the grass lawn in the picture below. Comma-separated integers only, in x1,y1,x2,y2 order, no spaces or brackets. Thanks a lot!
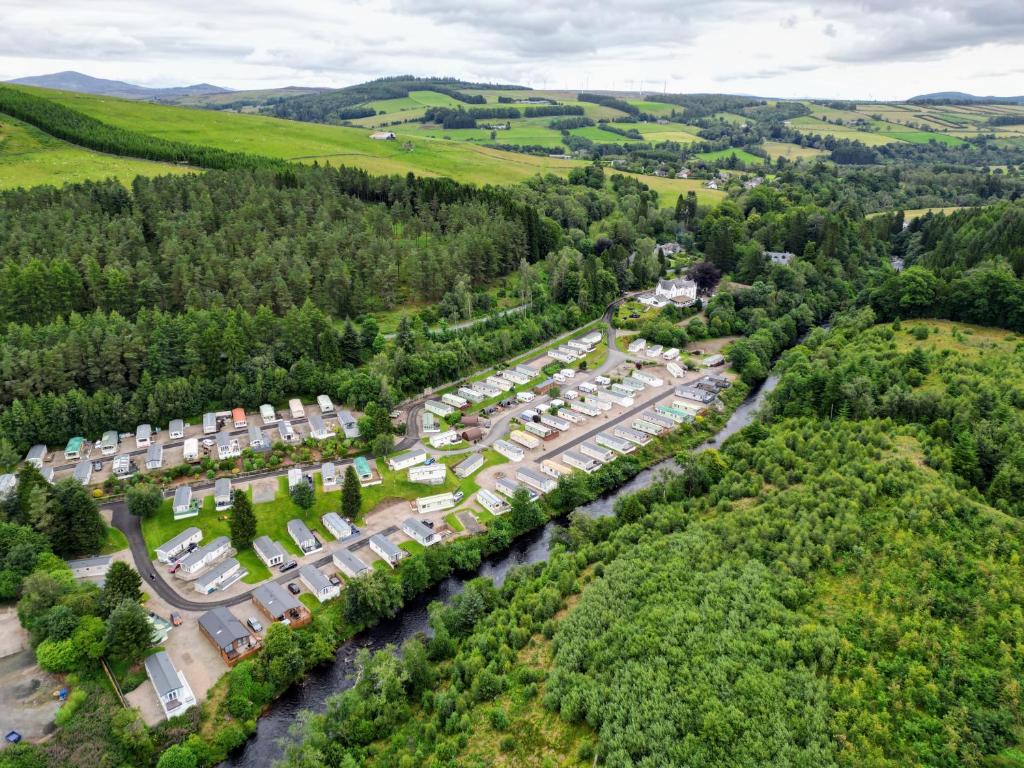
614,173,726,206
399,540,425,556
693,148,765,166
614,299,660,326
444,512,465,532
101,525,130,554
298,593,321,612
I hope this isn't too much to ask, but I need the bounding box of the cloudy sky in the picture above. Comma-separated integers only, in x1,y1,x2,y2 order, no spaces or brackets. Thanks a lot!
2,0,1022,99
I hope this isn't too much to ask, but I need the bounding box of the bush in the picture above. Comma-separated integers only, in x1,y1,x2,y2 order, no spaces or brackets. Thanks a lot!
53,689,87,727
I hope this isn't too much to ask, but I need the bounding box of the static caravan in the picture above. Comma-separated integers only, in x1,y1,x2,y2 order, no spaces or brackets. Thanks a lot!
614,425,652,446
409,463,448,486
0,474,15,499
145,651,196,722
146,443,164,470
596,390,634,408
640,411,675,430
517,467,556,494
675,386,716,405
516,391,535,404
287,519,317,553
288,399,305,419
581,441,615,463
183,438,200,463
25,444,47,469
703,354,726,368
474,382,501,398
586,397,612,412
540,413,570,432
540,459,572,479
100,430,119,456
287,467,303,489
216,431,241,460
594,376,611,386
495,477,537,501
156,527,202,563
663,347,680,361
518,410,539,424
402,517,439,547
612,382,641,396
421,411,439,434
388,449,427,471
563,450,599,473
253,536,285,568
136,424,152,448
415,492,456,514
173,485,199,519
321,512,352,540
252,582,305,625
627,338,647,354
299,565,340,603
580,330,603,346
277,420,297,443
655,404,694,423
429,430,461,449
524,421,554,440
494,439,525,462
369,534,407,567
321,462,337,488
559,368,575,379
455,453,484,478
567,339,593,352
112,455,133,477
646,344,664,358
333,548,370,578
260,404,278,425
180,536,230,575
563,389,579,400
40,467,54,484
501,369,530,386
424,399,456,418
577,382,598,395
458,387,485,404
632,418,666,436
317,394,335,414
666,361,686,379
510,430,541,450
477,488,510,515
441,393,468,409
485,376,513,392
354,455,380,486
248,425,268,451
202,413,218,435
515,364,539,378
168,419,185,439
672,400,707,417
596,431,634,454
307,413,333,440
633,371,664,387
231,408,248,429
557,408,584,424
194,558,243,595
337,410,360,439
214,478,233,511
548,347,578,364
570,400,600,417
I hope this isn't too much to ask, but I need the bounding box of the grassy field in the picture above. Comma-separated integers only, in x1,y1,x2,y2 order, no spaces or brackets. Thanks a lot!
569,126,643,143
101,525,130,554
788,116,902,146
693,148,764,166
626,122,701,144
761,141,829,161
627,100,680,117
366,90,466,113
0,112,195,190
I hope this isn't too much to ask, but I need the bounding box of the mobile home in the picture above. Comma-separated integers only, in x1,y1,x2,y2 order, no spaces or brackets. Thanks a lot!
578,381,598,395
155,527,202,563
337,410,361,439
501,369,530,385
321,512,352,540
135,424,152,448
253,536,285,568
214,478,233,511
539,413,570,432
515,391,535,404
429,430,461,448
632,418,666,436
515,364,539,378
567,339,593,352
317,394,334,414
477,488,510,515
415,492,456,514
570,400,600,417
586,397,612,412
633,370,664,387
458,386,485,403
25,444,47,468
180,536,230,575
627,338,647,354
524,421,554,440
495,477,537,501
563,450,599,473
387,449,427,471
231,408,248,429
421,411,439,433
454,453,484,478
484,376,514,392
655,404,694,423
509,430,541,450
557,408,584,424
675,386,716,405
540,459,572,479
333,548,370,578
202,413,218,435
0,474,15,499
145,651,196,721
307,413,333,440
173,485,199,519
100,430,119,456
183,437,200,463
216,431,241,460
703,354,726,367
409,463,448,486
441,393,468,409
168,419,185,439
277,420,297,443
288,398,305,419
614,425,652,446
287,519,318,553
260,404,278,424
640,410,675,429
354,455,380,485
369,534,407,567
299,565,339,603
666,361,687,379
146,443,164,470
321,462,337,488
596,390,634,408
424,399,456,418
401,517,439,547
493,439,525,462
248,425,268,451
596,431,634,454
580,331,603,346
646,344,664,358
112,455,133,477
548,347,578,363
474,382,501,398
663,347,680,360
287,467,303,489
516,467,556,494
194,558,243,595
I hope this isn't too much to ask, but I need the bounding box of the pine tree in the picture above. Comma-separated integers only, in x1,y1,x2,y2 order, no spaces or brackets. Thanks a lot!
100,561,143,616
342,465,362,520
105,600,152,663
229,490,257,549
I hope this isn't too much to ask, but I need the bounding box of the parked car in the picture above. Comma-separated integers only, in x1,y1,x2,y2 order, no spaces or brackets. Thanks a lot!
390,410,403,419
246,617,263,632
280,560,298,573
92,460,103,471
424,457,436,466
287,582,301,595
170,612,182,626
453,490,464,502
167,563,180,574
328,574,341,586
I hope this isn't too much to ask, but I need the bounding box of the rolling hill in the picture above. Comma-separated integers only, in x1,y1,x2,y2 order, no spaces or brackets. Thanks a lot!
5,70,229,100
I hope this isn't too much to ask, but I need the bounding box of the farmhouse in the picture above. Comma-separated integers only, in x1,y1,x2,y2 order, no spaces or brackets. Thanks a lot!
172,485,199,519
231,408,247,429
277,420,297,443
424,400,455,418
415,492,456,514
458,386,485,403
202,413,217,435
333,548,370,578
288,519,318,553
429,429,461,448
156,527,202,563
402,517,439,547
516,467,556,494
370,131,396,140
563,450,599,473
253,535,285,568
321,462,337,488
388,449,428,471
65,555,112,582
369,534,407,566
260,404,278,424
214,478,233,511
354,455,381,486
198,606,260,664
477,488,510,515
179,536,230,575
252,582,309,626
656,277,698,304
627,338,647,354
289,399,305,419
216,431,241,460
337,410,361,439
146,444,163,470
145,651,196,721
597,431,634,454
764,250,796,265
409,463,448,485
248,425,269,451
194,558,244,595
322,512,353,540
99,430,119,456
135,424,152,448
494,439,525,462
299,565,340,603
317,394,335,413
441,392,468,409
169,419,185,439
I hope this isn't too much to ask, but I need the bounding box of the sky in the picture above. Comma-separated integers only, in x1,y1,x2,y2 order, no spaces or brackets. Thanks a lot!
2,0,1023,99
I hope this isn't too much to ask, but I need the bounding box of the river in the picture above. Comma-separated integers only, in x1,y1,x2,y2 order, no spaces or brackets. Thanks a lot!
223,371,781,767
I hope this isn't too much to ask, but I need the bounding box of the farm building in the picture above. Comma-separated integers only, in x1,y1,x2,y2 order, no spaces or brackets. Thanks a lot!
202,413,217,435
484,375,514,392
429,430,461,448
442,393,468,409
421,412,439,433
100,430,119,456
317,394,335,413
198,607,260,664
112,455,133,477
146,444,164,470
703,354,726,367
156,527,202,563
402,517,439,547
354,455,380,485
253,536,285,568
388,449,427,471
287,467,303,488
596,432,634,454
540,459,572,478
145,651,196,721
627,338,647,354
369,534,407,566
289,399,305,419
409,463,448,485
287,519,318,553
194,558,244,595
458,386,485,403
172,485,199,519
510,430,541,450
333,548,370,578
214,478,233,511
516,467,556,494
563,450,599,473
179,536,230,575
307,413,333,440
614,426,652,446
169,419,185,439
337,410,361,439
252,582,309,626
136,424,152,448
66,555,112,581
633,370,664,387
415,492,456,514
277,420,297,443
322,512,353,540
321,462,338,488
216,431,241,460
424,400,455,418
260,404,278,424
248,425,269,451
455,453,484,478
299,565,340,603
477,488,510,515
231,408,247,429
494,439,524,462
25,444,46,468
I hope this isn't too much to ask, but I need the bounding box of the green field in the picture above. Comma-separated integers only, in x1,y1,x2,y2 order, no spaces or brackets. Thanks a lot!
693,148,764,165
366,90,465,113
761,140,829,161
789,116,902,146
627,100,680,117
626,122,701,144
569,126,644,143
0,112,195,190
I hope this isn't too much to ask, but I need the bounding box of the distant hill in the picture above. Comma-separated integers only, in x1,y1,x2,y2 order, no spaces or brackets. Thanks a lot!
5,71,229,100
910,91,1024,104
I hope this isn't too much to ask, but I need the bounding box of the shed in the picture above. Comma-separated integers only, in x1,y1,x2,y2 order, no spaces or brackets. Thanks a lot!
461,427,484,443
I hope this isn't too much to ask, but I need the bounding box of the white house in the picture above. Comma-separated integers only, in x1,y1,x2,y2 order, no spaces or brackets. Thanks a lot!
563,450,599,473
388,449,428,471
168,419,185,439
317,394,335,414
424,399,455,418
415,492,456,514
156,527,202,563
288,398,305,419
333,548,370,578
172,485,199,519
145,651,196,721
655,278,698,304
409,463,448,485
214,478,233,511
136,424,152,448
369,534,407,566
429,430,461,448
493,439,524,462
299,565,340,603
287,519,318,553
307,413,333,440
321,462,338,488
194,558,244,594
477,488,510,515
260,404,278,424
216,431,241,460
322,512,353,540
401,517,439,547
253,536,285,568
454,453,484,478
